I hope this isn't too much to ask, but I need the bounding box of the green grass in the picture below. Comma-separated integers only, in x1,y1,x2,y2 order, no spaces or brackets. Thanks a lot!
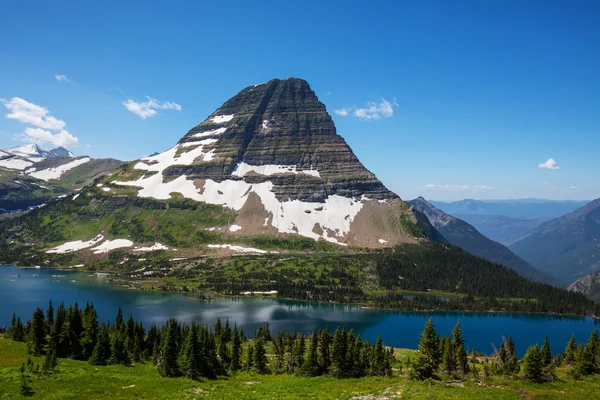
2,337,600,399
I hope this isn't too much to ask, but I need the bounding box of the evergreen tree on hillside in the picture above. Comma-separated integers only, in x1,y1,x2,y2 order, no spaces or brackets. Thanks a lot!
80,304,99,360
412,319,440,380
158,318,180,377
372,333,387,376
46,300,54,335
505,336,518,374
299,329,320,377
28,307,46,356
541,336,553,367
180,323,202,380
452,321,469,374
564,334,577,365
253,338,269,374
109,331,130,366
522,345,543,382
318,328,332,374
89,325,111,366
114,307,124,332
49,303,67,356
442,336,457,376
230,324,241,372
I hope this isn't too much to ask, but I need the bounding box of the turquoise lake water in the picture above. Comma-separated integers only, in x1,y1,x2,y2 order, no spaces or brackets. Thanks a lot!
1,265,596,356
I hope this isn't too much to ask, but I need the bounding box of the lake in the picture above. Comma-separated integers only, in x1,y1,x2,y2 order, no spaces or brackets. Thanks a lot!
1,265,597,357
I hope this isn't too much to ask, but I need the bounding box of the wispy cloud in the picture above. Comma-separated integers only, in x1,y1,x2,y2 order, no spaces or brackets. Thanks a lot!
3,97,66,130
110,87,125,95
3,97,78,148
123,96,182,119
538,158,560,170
334,107,351,116
423,184,494,192
334,98,398,120
55,74,72,83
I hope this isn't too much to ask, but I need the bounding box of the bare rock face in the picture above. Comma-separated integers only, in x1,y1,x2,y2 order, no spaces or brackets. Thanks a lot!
175,78,394,202
112,78,436,247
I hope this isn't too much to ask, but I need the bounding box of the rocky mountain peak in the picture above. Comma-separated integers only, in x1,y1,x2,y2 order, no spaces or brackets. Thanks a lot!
109,78,432,247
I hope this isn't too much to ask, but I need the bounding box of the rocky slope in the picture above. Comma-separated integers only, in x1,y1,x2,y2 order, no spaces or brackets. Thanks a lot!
0,144,123,212
409,197,563,286
0,78,438,267
510,198,600,284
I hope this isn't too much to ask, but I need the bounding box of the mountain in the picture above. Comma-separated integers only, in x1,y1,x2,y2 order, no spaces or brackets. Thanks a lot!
409,197,563,286
431,199,589,219
0,77,438,265
510,199,600,283
47,146,75,157
0,145,123,212
454,214,551,245
568,272,600,301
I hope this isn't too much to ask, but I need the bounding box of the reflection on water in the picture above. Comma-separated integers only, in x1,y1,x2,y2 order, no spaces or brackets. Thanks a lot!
1,265,596,356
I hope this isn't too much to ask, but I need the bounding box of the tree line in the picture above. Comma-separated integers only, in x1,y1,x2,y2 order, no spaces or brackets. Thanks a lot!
5,301,395,381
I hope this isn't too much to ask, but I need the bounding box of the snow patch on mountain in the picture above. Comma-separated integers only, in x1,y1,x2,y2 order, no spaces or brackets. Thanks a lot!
207,244,267,254
46,234,104,254
210,114,234,123
28,157,91,181
193,127,227,138
0,157,33,170
231,162,321,178
114,168,364,245
133,243,169,252
91,239,134,254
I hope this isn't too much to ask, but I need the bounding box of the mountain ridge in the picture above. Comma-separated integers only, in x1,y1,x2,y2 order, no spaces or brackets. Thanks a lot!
409,196,563,286
510,198,600,283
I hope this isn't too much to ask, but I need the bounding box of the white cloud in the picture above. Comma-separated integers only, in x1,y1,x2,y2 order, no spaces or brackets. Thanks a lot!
334,98,398,120
423,184,494,192
123,96,182,119
538,158,560,170
334,107,351,116
15,127,78,148
3,97,79,149
3,97,66,130
55,74,72,83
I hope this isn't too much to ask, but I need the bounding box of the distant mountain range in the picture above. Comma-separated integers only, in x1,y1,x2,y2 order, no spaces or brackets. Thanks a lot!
454,214,551,246
510,198,600,284
0,144,123,212
431,199,589,219
409,197,563,286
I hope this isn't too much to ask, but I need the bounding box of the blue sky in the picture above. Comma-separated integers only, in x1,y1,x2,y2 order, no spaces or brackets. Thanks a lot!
1,0,598,201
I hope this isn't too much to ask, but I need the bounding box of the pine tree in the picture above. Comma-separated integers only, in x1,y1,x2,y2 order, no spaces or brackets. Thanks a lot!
299,328,320,377
49,303,67,356
114,307,124,332
28,307,46,356
442,336,457,376
372,333,387,376
109,331,130,366
522,345,543,382
564,334,577,365
318,328,332,374
331,327,348,378
246,343,254,372
20,363,34,397
42,349,57,374
576,340,598,376
90,325,111,366
505,336,518,374
230,324,241,372
46,300,54,335
180,323,202,380
80,304,99,360
541,336,553,367
411,319,441,380
158,318,180,376
452,321,469,374
253,338,269,374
